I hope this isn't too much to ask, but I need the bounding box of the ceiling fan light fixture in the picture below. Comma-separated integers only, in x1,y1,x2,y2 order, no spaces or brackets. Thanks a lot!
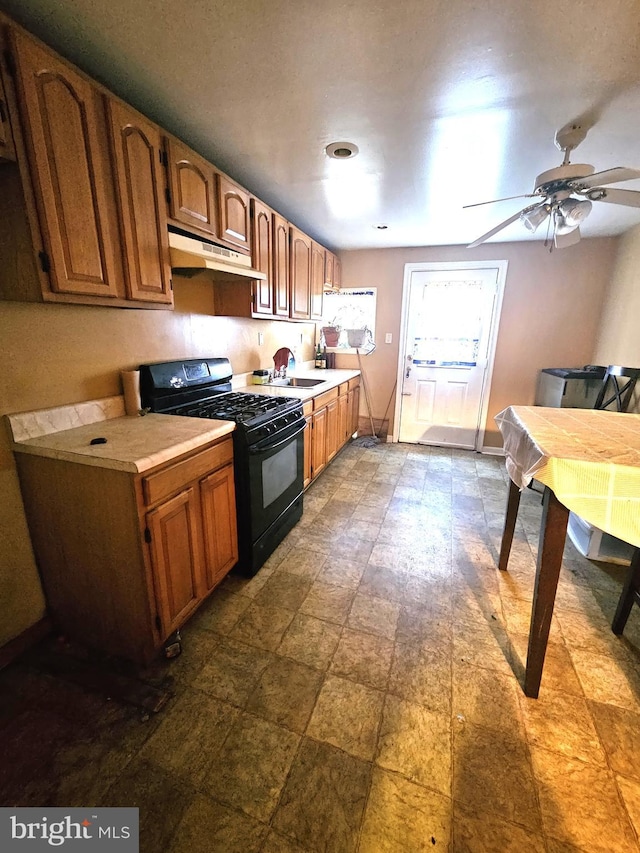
554,213,576,236
558,197,592,227
520,203,550,233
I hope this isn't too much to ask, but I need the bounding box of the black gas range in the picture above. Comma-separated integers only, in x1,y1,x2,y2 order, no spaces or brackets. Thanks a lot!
139,357,305,576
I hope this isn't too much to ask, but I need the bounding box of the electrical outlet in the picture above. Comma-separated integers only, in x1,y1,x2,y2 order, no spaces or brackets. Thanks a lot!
385,333,393,344
258,332,264,346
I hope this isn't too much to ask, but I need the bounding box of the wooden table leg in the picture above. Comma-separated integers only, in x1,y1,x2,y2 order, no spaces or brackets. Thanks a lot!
612,548,640,635
524,486,569,698
498,478,521,571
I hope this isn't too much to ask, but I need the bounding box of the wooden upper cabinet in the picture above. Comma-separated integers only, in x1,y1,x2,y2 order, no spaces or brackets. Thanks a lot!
324,251,335,289
250,198,274,316
9,30,122,298
272,213,290,317
107,99,173,304
289,225,311,320
0,71,15,160
334,255,342,289
217,173,251,253
165,137,216,237
310,241,324,321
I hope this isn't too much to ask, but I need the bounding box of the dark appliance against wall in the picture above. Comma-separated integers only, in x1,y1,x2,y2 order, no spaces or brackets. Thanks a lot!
535,365,606,408
140,357,304,576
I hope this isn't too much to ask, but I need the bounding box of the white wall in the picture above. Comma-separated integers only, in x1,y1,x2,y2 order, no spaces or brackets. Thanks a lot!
592,224,640,411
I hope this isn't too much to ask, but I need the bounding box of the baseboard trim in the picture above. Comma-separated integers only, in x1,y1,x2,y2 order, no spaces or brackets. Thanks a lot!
480,445,505,456
0,616,52,670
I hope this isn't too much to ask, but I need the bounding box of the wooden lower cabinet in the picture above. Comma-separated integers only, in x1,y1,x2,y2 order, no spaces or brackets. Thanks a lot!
337,383,349,446
304,376,360,489
311,405,328,479
200,464,239,588
348,378,361,437
147,486,205,638
326,399,339,463
15,436,237,664
303,402,313,489
305,378,360,488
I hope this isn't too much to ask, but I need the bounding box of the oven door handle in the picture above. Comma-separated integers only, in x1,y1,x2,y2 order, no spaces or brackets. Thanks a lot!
248,421,306,454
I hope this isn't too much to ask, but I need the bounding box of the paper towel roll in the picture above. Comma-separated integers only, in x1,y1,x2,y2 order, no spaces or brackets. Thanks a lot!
121,370,142,416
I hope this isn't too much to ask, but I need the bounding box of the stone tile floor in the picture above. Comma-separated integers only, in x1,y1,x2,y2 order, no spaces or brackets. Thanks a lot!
2,442,640,852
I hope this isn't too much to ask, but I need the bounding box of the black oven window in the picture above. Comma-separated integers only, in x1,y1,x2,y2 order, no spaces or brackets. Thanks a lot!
262,442,298,507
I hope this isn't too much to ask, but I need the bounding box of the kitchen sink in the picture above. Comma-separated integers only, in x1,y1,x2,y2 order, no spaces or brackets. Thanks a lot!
268,377,325,388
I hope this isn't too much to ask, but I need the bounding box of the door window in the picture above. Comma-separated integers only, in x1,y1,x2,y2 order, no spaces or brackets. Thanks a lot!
412,280,484,367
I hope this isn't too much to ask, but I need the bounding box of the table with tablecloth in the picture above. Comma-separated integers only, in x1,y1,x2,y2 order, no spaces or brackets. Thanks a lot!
495,405,640,697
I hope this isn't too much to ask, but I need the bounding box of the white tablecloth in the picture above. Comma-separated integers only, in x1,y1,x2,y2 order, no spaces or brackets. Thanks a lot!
495,406,640,548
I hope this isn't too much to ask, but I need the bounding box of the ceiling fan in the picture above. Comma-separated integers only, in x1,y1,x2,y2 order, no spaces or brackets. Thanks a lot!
465,124,640,249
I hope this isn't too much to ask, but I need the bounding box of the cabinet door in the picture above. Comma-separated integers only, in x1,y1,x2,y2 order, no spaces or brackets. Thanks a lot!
217,173,251,253
147,487,205,638
200,463,238,589
334,256,342,289
303,413,313,488
290,226,311,320
10,31,121,298
324,251,334,289
326,398,339,463
338,392,349,447
166,137,216,236
349,384,361,436
107,99,173,304
250,198,274,316
312,406,327,478
0,72,15,160
272,213,290,317
310,241,324,321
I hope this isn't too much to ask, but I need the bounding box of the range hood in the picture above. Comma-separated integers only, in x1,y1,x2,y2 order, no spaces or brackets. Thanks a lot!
168,230,266,280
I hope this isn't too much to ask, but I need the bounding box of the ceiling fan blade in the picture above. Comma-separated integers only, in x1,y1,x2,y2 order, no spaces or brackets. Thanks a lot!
588,187,640,208
463,193,537,209
467,208,531,248
573,167,640,189
554,225,581,249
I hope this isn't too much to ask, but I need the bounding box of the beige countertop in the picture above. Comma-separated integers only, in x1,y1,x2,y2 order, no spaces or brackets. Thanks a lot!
9,412,236,474
7,367,358,474
238,368,360,400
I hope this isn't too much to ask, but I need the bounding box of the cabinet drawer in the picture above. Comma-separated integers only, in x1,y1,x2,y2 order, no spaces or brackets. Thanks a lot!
313,387,339,410
302,400,313,417
348,377,360,390
143,439,233,506
338,382,349,396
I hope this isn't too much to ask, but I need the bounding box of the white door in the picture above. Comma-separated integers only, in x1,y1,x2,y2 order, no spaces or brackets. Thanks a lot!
397,264,505,449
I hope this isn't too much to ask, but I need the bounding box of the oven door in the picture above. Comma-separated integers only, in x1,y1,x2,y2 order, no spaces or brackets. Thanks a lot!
246,420,305,541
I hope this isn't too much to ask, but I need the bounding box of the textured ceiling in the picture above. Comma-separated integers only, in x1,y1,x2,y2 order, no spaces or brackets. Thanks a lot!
2,0,640,250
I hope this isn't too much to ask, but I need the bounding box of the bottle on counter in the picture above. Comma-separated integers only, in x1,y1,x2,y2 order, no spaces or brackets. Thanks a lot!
315,344,323,369
321,346,327,369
